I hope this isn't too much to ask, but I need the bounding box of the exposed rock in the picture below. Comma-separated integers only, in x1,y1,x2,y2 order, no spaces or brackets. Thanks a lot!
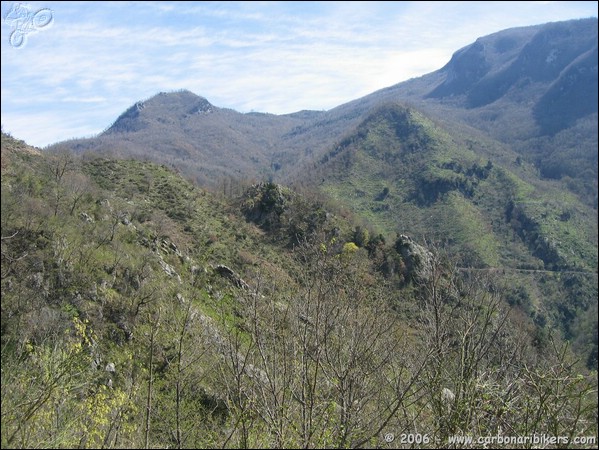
119,214,131,226
395,235,433,282
107,102,146,133
188,98,214,115
441,387,455,403
214,264,249,290
245,363,268,385
169,241,183,258
79,212,94,223
441,387,455,413
159,257,181,283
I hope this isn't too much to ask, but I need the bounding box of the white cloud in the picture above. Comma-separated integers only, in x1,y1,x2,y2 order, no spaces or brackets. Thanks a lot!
1,110,105,148
61,96,107,103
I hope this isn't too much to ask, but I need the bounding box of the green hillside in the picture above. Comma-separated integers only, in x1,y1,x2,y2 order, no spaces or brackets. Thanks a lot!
3,132,597,448
312,103,597,271
3,18,597,450
306,103,597,370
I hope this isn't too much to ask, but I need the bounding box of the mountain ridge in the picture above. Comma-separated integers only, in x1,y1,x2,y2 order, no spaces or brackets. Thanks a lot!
46,18,598,273
2,17,598,449
50,19,597,204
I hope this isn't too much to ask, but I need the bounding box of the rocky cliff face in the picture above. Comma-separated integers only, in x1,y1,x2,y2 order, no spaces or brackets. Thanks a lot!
395,235,434,283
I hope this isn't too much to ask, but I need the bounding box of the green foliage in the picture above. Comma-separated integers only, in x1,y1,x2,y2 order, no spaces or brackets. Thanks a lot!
240,181,338,247
310,102,596,368
352,225,369,247
2,133,597,448
341,241,359,254
7,20,594,446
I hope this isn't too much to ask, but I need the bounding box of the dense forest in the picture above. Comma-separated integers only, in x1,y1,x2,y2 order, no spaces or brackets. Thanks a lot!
2,132,597,448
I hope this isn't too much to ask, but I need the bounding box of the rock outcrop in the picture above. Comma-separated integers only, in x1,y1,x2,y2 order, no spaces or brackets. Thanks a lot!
395,235,433,282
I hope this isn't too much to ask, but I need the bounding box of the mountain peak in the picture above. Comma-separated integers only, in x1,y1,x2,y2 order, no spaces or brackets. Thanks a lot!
147,89,209,105
105,90,214,134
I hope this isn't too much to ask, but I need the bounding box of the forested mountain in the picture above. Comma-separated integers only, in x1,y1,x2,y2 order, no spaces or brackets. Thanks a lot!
51,19,597,205
46,19,598,367
55,90,311,187
3,17,598,449
352,18,598,207
2,132,597,448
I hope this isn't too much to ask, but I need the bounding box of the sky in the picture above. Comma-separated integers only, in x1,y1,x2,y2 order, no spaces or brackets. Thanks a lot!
1,1,597,148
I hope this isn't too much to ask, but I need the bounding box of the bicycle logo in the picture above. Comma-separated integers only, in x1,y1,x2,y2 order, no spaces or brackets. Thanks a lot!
4,3,53,48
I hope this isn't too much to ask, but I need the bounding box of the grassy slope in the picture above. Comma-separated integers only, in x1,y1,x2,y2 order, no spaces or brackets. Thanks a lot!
316,102,597,272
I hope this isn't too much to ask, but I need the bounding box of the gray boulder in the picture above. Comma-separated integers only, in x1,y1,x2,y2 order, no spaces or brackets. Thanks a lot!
395,235,433,282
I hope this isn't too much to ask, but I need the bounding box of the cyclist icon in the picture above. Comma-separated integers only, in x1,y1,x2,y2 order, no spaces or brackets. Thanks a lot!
4,3,53,48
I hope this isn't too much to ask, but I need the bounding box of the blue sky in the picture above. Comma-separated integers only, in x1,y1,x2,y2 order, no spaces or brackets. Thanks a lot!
1,1,597,148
